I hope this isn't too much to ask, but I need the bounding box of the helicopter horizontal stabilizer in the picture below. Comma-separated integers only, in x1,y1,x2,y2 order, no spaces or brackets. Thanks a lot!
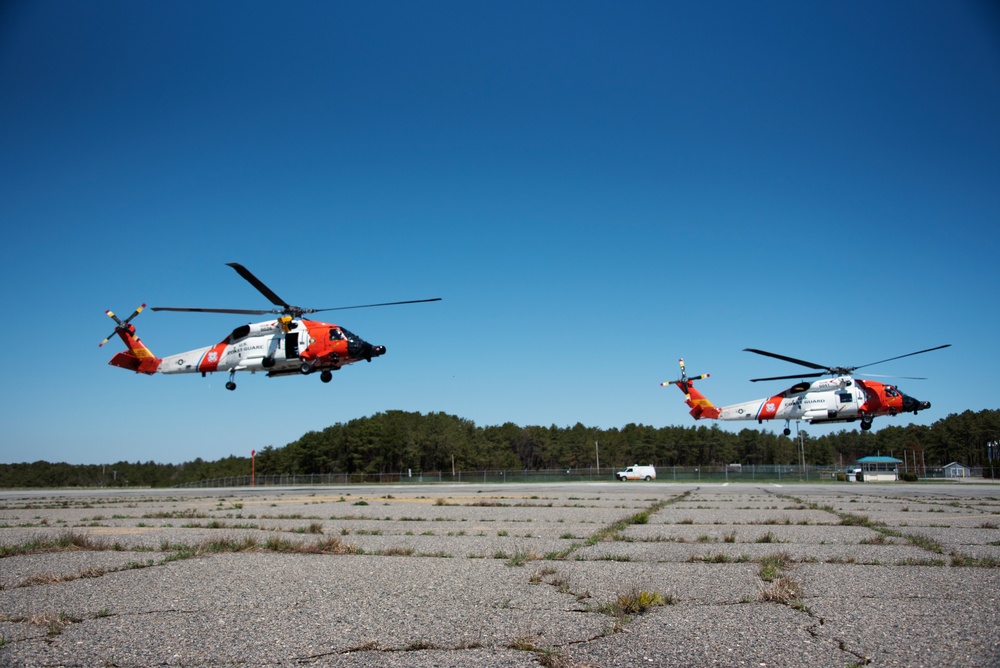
681,383,721,420
108,351,144,372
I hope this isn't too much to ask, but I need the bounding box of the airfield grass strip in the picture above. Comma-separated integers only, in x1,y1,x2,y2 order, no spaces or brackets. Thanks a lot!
770,491,999,569
1,530,363,563
0,531,120,558
545,490,692,561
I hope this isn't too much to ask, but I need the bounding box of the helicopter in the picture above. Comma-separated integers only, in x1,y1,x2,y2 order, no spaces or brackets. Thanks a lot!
101,263,441,390
661,345,950,435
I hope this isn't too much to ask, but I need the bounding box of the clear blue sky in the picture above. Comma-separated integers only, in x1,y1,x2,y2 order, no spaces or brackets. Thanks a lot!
2,1,998,465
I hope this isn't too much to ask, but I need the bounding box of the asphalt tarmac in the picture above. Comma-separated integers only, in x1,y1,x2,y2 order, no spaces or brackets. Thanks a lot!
1,481,998,667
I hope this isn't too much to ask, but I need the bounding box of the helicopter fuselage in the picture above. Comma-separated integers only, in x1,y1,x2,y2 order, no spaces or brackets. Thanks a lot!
672,374,931,432
719,377,858,424
157,318,385,378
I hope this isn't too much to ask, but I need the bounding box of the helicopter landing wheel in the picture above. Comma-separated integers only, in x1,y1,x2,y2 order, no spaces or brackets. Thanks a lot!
320,370,332,383
861,417,873,431
783,427,791,436
300,362,313,375
225,381,236,391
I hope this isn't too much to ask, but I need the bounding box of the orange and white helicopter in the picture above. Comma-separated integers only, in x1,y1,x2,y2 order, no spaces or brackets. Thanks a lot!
662,346,950,435
101,263,441,390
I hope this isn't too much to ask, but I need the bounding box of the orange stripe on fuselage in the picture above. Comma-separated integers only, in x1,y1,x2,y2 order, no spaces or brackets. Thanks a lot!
754,395,784,421
198,342,229,373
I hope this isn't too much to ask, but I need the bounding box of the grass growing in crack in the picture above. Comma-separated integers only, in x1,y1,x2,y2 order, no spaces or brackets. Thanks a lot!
507,637,570,668
0,531,110,558
529,565,558,584
949,552,1000,568
896,557,947,566
756,551,804,608
689,552,752,563
583,493,688,548
759,576,802,605
905,533,944,554
505,549,539,566
839,512,880,528
598,588,674,621
758,553,793,582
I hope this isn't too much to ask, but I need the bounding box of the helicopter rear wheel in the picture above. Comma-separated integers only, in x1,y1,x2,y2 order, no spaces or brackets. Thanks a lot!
225,381,236,391
320,370,332,383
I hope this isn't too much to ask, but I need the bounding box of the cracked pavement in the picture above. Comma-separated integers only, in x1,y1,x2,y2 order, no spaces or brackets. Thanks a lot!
1,482,998,667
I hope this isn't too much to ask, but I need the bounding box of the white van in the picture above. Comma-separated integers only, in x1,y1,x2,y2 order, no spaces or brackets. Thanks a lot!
615,465,656,481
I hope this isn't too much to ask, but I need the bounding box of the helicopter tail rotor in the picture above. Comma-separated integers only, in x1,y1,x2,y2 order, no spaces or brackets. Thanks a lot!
101,304,161,374
99,304,146,347
661,358,719,420
660,358,710,394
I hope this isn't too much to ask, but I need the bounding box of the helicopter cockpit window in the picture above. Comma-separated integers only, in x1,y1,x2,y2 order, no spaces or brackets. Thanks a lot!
885,386,900,398
230,324,251,341
340,328,359,342
329,328,345,341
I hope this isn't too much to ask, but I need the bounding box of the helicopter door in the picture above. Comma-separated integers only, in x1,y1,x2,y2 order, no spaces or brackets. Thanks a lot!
285,332,300,359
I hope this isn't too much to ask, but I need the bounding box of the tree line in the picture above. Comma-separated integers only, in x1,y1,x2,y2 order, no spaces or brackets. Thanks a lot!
2,409,997,488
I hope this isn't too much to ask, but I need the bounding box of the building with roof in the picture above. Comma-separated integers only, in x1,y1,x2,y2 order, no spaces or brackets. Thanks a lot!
856,456,903,482
943,462,971,478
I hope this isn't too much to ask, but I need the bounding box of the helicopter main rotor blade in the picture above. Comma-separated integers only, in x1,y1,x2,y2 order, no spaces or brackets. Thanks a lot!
150,307,279,315
854,344,951,371
227,262,291,309
744,348,829,371
750,372,826,382
309,298,443,313
151,299,442,316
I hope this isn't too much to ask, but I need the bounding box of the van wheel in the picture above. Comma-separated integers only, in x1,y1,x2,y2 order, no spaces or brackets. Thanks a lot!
644,476,651,481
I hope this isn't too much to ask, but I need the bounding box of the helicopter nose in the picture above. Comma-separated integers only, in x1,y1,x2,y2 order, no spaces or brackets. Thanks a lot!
360,342,386,361
902,394,931,414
